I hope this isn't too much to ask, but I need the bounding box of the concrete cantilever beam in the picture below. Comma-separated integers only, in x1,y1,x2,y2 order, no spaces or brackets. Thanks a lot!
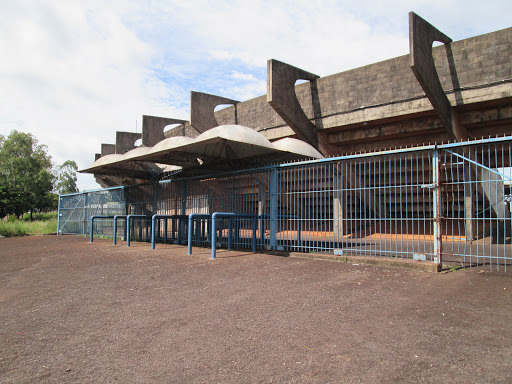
409,12,468,140
410,12,508,239
267,59,379,233
101,144,116,157
267,59,335,155
115,132,142,154
95,134,140,187
142,115,188,146
190,91,239,133
96,145,119,187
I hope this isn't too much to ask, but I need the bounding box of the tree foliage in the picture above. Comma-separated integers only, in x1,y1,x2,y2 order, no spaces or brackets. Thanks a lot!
0,130,56,218
56,160,79,194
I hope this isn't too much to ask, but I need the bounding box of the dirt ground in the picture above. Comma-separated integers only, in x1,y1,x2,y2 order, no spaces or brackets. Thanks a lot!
0,236,511,383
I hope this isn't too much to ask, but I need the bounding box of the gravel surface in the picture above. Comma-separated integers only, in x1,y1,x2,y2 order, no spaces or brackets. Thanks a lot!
0,235,511,383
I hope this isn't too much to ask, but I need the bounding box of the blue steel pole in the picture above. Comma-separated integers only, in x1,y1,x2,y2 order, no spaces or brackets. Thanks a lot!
84,193,89,236
180,181,187,243
151,215,157,249
188,214,211,255
188,215,194,255
113,216,118,245
57,195,62,235
89,215,114,243
211,213,217,259
89,217,94,243
127,216,131,247
125,215,152,247
228,218,233,250
211,213,256,259
113,216,126,245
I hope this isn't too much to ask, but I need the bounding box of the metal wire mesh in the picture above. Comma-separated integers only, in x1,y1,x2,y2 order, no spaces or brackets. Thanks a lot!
60,136,512,270
59,187,125,236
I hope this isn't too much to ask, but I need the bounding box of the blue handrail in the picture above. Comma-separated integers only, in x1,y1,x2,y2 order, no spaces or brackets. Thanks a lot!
126,215,152,247
151,214,189,249
89,215,115,243
211,213,257,259
187,214,212,255
113,215,127,245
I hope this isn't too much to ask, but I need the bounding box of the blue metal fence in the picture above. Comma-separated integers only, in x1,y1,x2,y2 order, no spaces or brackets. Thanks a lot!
59,136,512,271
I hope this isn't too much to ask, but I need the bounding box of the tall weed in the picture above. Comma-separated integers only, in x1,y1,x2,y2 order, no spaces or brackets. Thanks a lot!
0,214,58,237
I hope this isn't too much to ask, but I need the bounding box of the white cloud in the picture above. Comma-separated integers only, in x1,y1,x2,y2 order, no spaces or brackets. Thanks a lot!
1,0,510,191
0,0,187,190
231,71,258,82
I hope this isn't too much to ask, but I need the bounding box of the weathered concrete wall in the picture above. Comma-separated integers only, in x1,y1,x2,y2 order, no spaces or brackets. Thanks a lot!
211,27,512,152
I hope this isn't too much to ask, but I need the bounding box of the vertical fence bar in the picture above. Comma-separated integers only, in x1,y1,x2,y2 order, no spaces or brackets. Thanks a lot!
270,168,278,250
83,192,89,236
124,187,129,215
432,148,442,266
57,195,62,235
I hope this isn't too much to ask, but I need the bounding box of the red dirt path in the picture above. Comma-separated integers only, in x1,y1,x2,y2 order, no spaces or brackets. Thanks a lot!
0,235,511,383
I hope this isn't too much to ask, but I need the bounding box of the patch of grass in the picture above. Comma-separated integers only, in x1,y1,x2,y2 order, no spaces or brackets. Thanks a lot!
0,214,57,237
22,212,58,222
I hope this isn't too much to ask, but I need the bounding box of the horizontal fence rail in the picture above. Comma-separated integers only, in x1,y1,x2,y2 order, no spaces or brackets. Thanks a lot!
60,136,512,271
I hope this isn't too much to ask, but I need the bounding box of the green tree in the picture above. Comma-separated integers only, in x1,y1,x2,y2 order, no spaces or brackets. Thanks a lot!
56,160,79,194
0,130,55,219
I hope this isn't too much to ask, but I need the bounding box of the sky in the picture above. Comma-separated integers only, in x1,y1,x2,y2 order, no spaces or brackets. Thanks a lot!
1,0,510,191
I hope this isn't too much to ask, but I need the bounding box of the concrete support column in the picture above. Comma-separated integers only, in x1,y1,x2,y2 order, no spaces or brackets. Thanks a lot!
463,165,476,241
333,182,344,246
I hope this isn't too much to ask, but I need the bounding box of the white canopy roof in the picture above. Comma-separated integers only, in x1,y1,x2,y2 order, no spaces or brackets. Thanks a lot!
81,125,323,179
